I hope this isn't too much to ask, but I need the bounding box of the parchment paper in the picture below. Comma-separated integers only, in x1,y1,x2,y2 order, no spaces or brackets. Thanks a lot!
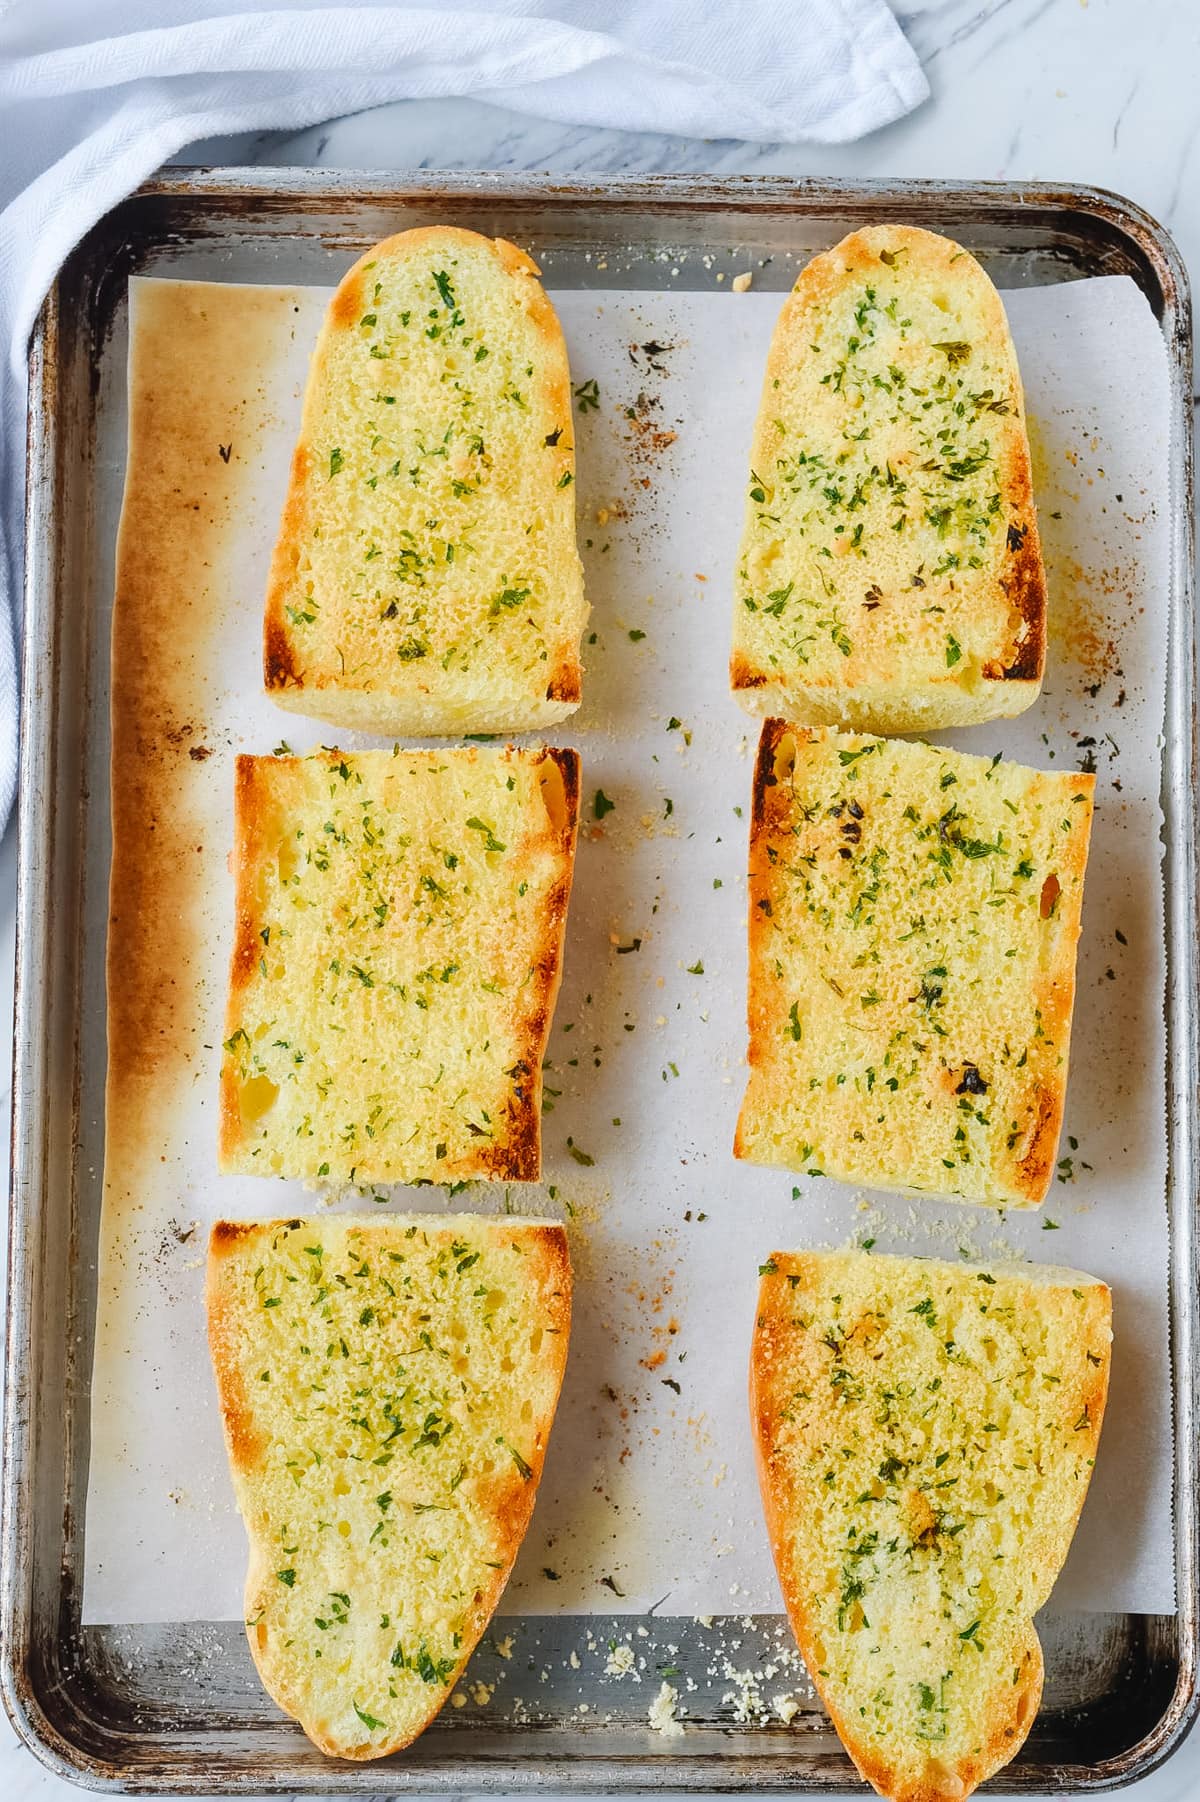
83,272,1173,1624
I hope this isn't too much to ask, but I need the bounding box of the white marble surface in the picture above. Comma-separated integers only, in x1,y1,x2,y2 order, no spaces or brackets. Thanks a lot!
4,0,1200,1795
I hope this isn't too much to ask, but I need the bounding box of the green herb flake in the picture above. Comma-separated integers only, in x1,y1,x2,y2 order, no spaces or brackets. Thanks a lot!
466,816,506,854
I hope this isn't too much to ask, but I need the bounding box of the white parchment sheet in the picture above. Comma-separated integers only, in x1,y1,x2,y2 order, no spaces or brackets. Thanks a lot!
83,272,1173,1624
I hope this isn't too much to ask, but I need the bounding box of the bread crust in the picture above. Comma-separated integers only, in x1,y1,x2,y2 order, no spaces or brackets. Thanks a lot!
731,226,1045,733
736,722,1093,1206
264,226,586,734
219,745,580,1183
207,1214,571,1759
749,1250,1110,1802
733,717,801,1170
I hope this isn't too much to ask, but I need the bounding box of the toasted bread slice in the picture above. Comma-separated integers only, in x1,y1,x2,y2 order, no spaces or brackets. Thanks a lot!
751,1249,1110,1802
220,744,579,1185
734,724,1093,1207
265,226,588,735
208,1214,570,1758
731,226,1044,733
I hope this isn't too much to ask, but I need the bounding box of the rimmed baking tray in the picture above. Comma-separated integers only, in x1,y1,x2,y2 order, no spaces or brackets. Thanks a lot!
1,170,1196,1793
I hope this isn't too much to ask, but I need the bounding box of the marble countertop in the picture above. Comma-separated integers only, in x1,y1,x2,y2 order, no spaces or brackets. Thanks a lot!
4,0,1199,1797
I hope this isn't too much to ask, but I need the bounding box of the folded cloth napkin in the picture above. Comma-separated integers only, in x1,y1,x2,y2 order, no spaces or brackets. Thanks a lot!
0,0,926,829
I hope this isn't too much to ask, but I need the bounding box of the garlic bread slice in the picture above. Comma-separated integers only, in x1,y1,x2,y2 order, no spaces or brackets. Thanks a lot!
732,226,1044,732
751,1249,1110,1802
208,1214,570,1758
266,226,588,735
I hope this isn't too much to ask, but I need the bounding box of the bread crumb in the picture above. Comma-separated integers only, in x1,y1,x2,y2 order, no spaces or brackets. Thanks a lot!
569,1649,581,1670
493,1635,513,1660
775,1692,802,1725
451,1691,467,1709
722,1661,767,1722
469,1680,494,1706
648,1680,685,1737
732,271,754,293
606,1641,637,1678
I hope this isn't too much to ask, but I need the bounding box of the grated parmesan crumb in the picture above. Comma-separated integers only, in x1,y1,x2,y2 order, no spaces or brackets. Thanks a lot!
722,1659,768,1723
648,1680,685,1737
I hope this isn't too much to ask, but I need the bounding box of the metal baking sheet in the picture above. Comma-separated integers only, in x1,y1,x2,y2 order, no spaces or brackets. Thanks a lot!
2,171,1196,1793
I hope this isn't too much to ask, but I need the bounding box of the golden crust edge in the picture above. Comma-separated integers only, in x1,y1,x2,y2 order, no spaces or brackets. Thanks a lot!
728,665,1044,733
734,719,816,1165
480,745,581,1182
218,754,275,1169
1005,771,1095,1204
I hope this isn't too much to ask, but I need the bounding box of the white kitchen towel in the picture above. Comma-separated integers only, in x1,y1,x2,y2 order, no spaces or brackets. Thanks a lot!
0,0,926,830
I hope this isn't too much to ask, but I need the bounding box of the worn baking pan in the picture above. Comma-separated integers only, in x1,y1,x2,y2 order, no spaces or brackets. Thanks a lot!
2,171,1196,1793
